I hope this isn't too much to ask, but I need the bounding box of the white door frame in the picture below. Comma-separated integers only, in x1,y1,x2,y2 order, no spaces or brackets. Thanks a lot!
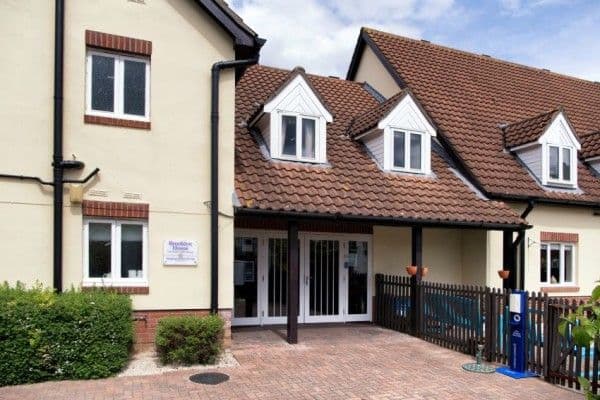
232,229,372,326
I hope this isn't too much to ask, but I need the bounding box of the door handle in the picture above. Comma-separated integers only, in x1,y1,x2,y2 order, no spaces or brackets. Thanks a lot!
305,276,309,285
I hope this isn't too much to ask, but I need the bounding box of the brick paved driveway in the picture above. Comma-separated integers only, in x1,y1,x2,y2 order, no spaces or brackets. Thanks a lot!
0,324,580,399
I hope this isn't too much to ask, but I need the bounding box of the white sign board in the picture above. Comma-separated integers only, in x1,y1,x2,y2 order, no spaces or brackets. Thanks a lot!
163,240,198,266
509,293,522,314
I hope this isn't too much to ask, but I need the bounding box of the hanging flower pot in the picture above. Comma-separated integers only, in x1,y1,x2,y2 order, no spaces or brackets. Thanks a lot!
421,267,429,277
406,265,418,276
498,269,510,279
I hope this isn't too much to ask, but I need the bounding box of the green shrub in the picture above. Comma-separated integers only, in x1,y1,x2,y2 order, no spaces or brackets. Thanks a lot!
155,314,223,365
0,283,133,386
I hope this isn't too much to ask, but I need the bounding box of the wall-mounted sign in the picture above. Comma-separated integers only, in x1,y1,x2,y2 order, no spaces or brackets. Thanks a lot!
163,240,198,266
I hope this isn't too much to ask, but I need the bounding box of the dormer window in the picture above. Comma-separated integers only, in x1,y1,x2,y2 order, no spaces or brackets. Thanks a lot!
281,115,317,160
350,90,436,175
503,109,580,190
251,67,333,164
547,145,573,183
392,130,424,172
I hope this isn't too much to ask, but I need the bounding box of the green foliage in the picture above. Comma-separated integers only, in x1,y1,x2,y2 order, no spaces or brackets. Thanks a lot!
155,314,223,365
558,282,600,400
0,283,133,386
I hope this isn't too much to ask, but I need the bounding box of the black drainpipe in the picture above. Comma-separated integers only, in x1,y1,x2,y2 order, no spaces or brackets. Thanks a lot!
514,200,535,289
210,58,257,314
53,0,65,293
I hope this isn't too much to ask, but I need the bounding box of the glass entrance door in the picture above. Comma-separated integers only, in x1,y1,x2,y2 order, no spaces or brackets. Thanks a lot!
232,237,259,326
345,240,371,321
304,238,343,323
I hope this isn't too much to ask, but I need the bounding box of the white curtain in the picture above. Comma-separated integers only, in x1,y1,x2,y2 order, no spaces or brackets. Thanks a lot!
302,119,315,158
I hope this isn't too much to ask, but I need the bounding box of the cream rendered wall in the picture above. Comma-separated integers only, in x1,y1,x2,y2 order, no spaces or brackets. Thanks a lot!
461,230,487,286
372,226,487,286
509,203,600,296
0,0,54,286
1,0,238,311
353,46,400,99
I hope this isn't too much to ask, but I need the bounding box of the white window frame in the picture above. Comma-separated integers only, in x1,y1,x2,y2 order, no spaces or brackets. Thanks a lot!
539,242,576,286
389,129,426,174
83,218,148,286
276,112,319,162
85,50,151,122
545,144,575,186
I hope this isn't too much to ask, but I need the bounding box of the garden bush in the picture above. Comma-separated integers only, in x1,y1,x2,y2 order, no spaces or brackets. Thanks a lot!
0,283,133,386
155,314,223,365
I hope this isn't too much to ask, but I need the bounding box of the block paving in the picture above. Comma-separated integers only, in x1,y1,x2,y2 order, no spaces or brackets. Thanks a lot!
0,324,580,399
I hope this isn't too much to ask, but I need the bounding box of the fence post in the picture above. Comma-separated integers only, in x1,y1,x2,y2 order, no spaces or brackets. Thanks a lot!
374,274,381,325
544,301,557,382
410,276,422,337
484,286,493,361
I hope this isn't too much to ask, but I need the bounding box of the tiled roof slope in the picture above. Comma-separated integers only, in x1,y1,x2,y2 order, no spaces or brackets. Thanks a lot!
362,28,600,204
503,109,558,149
235,65,525,227
581,131,600,160
347,90,409,137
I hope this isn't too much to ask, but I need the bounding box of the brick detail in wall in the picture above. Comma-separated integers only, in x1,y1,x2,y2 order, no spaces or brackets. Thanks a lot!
81,286,149,295
85,30,152,56
540,231,579,243
133,309,232,351
84,115,151,130
82,200,149,219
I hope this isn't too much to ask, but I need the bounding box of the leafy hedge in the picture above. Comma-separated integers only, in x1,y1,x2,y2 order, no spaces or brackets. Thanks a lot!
155,314,223,365
0,283,133,386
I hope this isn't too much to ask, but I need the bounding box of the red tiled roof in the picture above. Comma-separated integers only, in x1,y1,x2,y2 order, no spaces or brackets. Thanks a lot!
347,90,409,137
360,28,600,204
235,65,525,227
581,131,600,160
503,109,559,149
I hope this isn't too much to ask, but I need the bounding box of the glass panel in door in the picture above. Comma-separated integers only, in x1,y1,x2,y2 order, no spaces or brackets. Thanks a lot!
233,237,258,323
308,240,339,318
268,238,288,318
347,241,369,315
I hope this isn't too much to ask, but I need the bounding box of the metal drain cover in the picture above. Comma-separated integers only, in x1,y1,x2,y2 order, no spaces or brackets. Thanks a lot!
189,372,230,385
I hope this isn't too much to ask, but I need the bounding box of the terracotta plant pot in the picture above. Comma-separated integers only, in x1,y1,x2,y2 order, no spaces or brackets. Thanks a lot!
406,265,418,276
498,270,510,279
421,267,429,277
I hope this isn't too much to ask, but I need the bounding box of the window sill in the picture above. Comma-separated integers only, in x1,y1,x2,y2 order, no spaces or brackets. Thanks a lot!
81,285,149,295
84,114,151,130
540,286,579,293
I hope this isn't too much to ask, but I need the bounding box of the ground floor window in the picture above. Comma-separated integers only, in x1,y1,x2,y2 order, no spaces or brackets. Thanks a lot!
83,219,148,285
540,242,574,285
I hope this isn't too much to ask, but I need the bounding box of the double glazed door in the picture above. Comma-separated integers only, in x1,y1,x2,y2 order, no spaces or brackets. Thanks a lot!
232,231,371,326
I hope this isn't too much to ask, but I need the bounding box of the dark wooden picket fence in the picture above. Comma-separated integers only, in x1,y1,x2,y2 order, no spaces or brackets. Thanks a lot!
546,299,599,393
374,273,599,395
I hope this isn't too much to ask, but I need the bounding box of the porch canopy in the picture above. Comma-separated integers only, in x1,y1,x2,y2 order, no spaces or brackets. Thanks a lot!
233,65,528,343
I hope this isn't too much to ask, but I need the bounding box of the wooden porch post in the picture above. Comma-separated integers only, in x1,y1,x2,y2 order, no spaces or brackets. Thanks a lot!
410,226,423,335
286,220,299,344
503,230,517,290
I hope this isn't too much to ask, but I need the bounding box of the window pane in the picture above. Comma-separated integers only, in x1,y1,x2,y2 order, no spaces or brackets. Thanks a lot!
234,237,258,318
301,118,316,159
91,55,115,112
281,116,297,156
564,245,573,282
393,131,405,168
550,244,560,283
123,60,146,116
410,133,422,170
562,148,571,181
89,223,112,278
121,224,143,279
540,244,547,283
549,146,559,179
